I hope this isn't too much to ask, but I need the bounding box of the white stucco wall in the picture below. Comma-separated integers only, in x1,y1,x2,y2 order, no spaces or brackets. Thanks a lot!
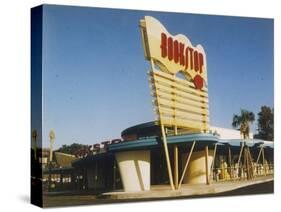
210,126,253,139
116,150,151,192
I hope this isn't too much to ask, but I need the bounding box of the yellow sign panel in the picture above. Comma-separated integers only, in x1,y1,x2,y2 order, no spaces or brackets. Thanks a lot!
140,16,209,132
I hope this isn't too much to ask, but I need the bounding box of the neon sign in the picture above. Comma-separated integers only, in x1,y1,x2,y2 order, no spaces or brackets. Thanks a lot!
140,16,209,131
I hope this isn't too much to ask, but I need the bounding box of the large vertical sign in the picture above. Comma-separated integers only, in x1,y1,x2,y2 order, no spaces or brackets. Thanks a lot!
140,16,209,133
140,16,210,190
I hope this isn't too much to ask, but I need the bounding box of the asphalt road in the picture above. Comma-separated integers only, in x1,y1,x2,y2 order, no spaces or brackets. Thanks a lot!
43,180,273,208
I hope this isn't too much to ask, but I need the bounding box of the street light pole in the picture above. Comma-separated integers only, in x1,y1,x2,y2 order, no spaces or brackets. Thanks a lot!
49,129,55,162
32,129,38,160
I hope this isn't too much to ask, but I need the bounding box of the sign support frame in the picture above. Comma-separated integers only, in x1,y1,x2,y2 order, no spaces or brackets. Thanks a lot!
150,59,175,191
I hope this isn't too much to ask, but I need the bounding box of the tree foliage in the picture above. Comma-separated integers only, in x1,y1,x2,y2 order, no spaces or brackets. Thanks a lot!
255,106,274,141
57,143,87,155
232,109,255,139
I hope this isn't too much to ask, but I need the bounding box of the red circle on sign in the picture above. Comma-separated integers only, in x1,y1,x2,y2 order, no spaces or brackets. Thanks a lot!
193,75,204,90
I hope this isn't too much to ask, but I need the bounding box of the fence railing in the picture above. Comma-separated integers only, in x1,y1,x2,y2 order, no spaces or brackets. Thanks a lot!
211,163,274,182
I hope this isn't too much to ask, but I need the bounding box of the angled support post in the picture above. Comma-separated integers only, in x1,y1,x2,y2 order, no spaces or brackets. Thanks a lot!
256,146,263,163
178,141,196,189
262,147,266,176
256,146,263,176
173,126,179,189
149,58,174,190
247,147,254,178
205,145,210,185
228,146,233,179
174,144,179,189
245,147,250,180
160,124,175,190
237,142,244,165
237,142,244,179
209,143,218,183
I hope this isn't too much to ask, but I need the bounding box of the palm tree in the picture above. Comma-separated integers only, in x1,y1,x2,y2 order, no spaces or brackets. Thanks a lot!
232,109,255,139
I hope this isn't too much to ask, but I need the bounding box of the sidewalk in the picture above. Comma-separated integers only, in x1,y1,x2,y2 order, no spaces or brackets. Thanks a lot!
99,176,273,200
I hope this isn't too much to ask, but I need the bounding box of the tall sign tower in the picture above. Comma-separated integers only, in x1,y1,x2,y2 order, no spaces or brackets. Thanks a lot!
140,16,209,189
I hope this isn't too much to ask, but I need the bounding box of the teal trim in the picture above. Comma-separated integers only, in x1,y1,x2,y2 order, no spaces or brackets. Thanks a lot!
108,133,219,152
73,136,273,167
167,133,219,144
108,137,158,152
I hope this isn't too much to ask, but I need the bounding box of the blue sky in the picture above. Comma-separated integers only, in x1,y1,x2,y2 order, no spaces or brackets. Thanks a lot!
41,5,273,149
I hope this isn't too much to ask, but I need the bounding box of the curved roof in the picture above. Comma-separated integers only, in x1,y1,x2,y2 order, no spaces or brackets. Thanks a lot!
71,122,273,166
109,133,219,152
121,121,160,138
219,139,274,148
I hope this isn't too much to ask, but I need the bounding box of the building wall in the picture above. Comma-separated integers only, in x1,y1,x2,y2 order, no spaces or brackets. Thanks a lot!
182,149,214,184
210,126,253,139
